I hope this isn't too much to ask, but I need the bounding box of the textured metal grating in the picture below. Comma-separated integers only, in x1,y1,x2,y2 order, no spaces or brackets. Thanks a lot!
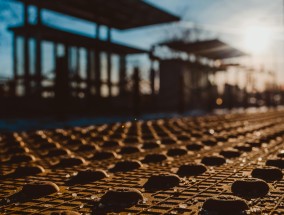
1,110,284,214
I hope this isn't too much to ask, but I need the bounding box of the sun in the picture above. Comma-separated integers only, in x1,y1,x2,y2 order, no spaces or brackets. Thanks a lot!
243,26,272,54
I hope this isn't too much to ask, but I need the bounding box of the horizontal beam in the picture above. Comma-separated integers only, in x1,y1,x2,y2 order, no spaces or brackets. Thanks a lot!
9,24,148,55
16,0,180,30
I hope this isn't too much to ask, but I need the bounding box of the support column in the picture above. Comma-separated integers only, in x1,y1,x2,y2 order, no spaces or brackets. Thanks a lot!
55,54,69,116
23,2,30,96
53,43,58,65
53,43,58,92
119,54,126,96
94,24,101,97
95,24,100,39
35,6,42,97
95,50,101,97
150,60,156,97
106,27,112,97
76,48,80,77
207,70,214,111
86,49,92,97
178,70,185,113
133,67,140,116
66,45,71,97
76,47,80,97
12,35,18,96
58,44,69,98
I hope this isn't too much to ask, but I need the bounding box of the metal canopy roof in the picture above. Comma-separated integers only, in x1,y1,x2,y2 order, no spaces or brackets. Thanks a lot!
160,59,223,72
9,24,147,54
16,0,180,30
160,39,247,60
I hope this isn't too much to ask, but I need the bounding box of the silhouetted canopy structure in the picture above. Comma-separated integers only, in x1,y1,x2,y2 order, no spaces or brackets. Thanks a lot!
9,0,180,100
160,39,247,59
156,39,247,112
5,0,181,118
9,24,147,55
16,0,180,30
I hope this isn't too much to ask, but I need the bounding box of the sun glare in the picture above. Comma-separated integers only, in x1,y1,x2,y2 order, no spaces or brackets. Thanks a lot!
243,26,272,54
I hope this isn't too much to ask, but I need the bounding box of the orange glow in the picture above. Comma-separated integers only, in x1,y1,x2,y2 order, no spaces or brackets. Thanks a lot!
216,98,223,105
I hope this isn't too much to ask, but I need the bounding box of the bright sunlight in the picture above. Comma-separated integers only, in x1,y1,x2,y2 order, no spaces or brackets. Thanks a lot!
243,26,272,54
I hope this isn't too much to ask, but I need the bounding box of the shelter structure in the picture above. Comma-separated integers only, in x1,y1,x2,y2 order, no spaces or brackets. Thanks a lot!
159,39,246,59
9,24,147,98
9,0,179,100
154,39,247,111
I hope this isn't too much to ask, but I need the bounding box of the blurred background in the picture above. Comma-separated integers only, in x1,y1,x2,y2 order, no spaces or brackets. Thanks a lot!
0,0,284,130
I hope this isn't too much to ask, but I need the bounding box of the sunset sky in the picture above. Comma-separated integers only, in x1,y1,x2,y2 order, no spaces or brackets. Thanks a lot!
0,0,283,86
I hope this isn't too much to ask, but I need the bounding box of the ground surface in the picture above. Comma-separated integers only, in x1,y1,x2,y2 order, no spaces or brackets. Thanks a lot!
1,110,284,214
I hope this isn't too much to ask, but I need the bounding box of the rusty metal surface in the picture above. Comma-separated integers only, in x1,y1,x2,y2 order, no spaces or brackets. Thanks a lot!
1,110,284,214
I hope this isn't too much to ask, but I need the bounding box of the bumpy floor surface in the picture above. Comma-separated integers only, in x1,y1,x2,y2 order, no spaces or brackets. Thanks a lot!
1,110,284,214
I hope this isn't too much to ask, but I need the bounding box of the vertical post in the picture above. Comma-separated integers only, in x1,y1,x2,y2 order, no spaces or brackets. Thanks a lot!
191,66,196,108
52,43,57,98
206,70,214,111
76,47,80,97
133,67,140,116
107,27,112,97
95,51,101,97
95,24,101,97
37,5,42,25
23,1,29,25
12,35,18,96
178,71,185,113
149,48,156,98
54,56,69,117
23,1,30,96
63,44,70,97
67,44,70,89
95,24,100,39
76,48,80,76
119,54,126,96
53,43,58,90
244,68,250,108
150,60,155,97
86,49,92,97
35,5,42,97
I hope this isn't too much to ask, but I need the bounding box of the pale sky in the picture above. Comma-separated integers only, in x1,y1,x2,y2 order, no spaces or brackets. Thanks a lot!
0,0,283,86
